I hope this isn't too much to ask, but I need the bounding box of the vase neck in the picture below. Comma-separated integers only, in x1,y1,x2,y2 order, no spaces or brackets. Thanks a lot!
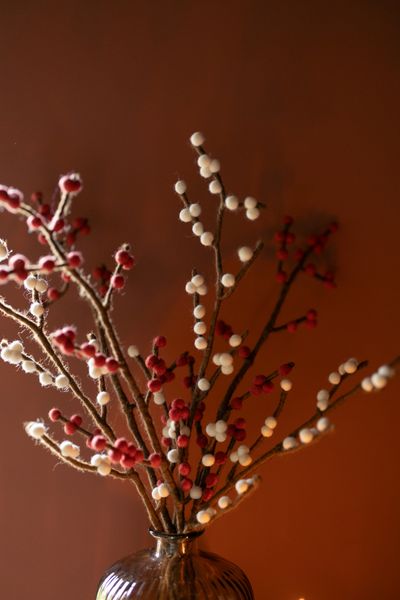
150,530,203,558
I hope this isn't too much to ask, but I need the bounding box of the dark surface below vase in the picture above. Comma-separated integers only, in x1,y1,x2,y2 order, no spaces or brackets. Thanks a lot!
96,529,254,599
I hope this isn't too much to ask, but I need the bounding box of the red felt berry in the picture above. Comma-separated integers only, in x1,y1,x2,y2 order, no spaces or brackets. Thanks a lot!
262,380,274,393
70,414,82,427
307,235,318,246
134,450,144,463
145,354,158,369
202,489,213,502
250,384,262,397
61,272,71,282
37,233,47,245
114,438,129,453
91,435,107,451
194,408,203,421
172,398,185,410
214,451,227,465
274,231,285,243
254,375,266,386
305,319,318,328
283,215,294,225
276,248,289,260
148,379,162,392
235,418,246,429
153,358,167,376
234,428,247,442
183,375,194,389
153,335,167,348
64,422,77,435
149,453,162,468
108,448,122,464
94,353,106,367
180,406,190,420
51,218,65,233
294,248,305,260
329,222,339,233
67,251,83,268
27,215,42,230
80,343,96,358
286,232,295,244
276,270,287,283
286,321,298,333
177,435,189,448
0,269,9,281
111,274,125,289
178,462,191,476
205,473,218,488
164,370,175,383
176,353,189,367
120,455,136,469
169,407,182,422
161,436,172,447
196,434,208,449
238,346,251,359
279,363,293,376
61,177,82,194
115,249,135,270
181,478,193,492
127,443,137,458
9,254,27,270
39,256,56,272
38,203,51,216
227,424,236,437
47,288,60,301
48,408,61,422
306,309,318,321
14,268,28,281
105,357,119,373
231,397,243,410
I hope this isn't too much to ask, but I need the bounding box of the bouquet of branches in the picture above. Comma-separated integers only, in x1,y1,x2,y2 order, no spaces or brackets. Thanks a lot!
0,132,397,535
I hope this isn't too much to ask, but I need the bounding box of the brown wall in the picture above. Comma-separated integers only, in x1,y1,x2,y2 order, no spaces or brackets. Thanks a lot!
0,1,399,598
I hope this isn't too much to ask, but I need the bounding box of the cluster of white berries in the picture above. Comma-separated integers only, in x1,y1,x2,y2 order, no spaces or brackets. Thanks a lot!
25,421,47,440
205,420,228,443
0,339,68,389
282,417,331,451
185,273,208,297
235,475,258,495
317,358,359,411
24,274,48,300
163,422,190,445
175,181,214,247
196,507,217,525
261,416,277,438
230,444,252,466
151,482,170,500
91,454,112,476
212,352,234,375
224,195,260,221
60,440,80,459
361,364,395,392
87,357,108,379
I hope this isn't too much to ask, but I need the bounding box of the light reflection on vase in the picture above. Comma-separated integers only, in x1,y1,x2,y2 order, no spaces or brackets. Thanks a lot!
96,529,254,599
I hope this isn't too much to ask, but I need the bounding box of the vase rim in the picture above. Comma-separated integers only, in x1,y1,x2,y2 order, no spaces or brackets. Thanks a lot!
149,528,204,541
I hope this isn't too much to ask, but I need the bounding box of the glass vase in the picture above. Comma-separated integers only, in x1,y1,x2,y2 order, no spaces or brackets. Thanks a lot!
96,529,254,599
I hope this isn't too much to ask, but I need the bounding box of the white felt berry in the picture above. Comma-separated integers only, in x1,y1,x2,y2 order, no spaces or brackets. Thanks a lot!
230,451,239,462
218,496,232,510
194,304,206,319
209,159,220,173
200,232,214,246
229,334,242,347
189,203,202,217
25,421,47,439
205,423,217,437
153,391,166,405
246,207,260,221
261,425,273,437
235,479,249,494
239,454,252,466
190,485,202,500
201,454,215,467
194,337,207,350
212,353,221,366
238,246,253,262
265,416,277,429
167,449,180,463
55,374,69,389
127,345,140,358
190,132,205,147
244,196,257,209
328,371,341,385
151,487,161,501
282,436,297,450
158,483,170,498
215,420,228,433
39,371,52,386
215,432,227,442
200,166,212,178
35,279,48,294
378,364,395,378
97,391,111,406
24,275,37,291
371,373,387,389
317,398,329,411
209,180,222,194
174,180,187,195
179,208,192,223
197,154,210,168
317,389,329,403
219,353,233,367
280,379,292,391
221,364,234,375
185,281,197,294
60,440,80,459
225,195,239,210
361,377,374,392
316,417,330,432
192,221,204,236
30,302,45,318
197,378,210,391
299,428,314,444
194,321,207,335
344,358,358,374
22,360,36,373
196,284,208,296
196,510,211,524
221,273,235,288
180,425,190,436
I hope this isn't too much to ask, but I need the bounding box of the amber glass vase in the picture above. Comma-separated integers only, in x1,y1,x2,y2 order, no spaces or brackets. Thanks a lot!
96,529,254,599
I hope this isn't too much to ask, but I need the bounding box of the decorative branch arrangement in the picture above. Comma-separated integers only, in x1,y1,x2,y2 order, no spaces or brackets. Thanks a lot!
0,132,397,534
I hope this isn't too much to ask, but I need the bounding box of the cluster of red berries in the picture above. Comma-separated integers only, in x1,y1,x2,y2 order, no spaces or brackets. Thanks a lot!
0,185,23,212
51,327,119,371
286,309,318,333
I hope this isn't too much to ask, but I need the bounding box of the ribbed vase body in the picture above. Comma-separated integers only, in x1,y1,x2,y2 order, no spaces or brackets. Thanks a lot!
96,531,254,599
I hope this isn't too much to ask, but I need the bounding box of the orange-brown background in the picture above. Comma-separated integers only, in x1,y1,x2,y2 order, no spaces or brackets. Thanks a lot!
0,1,399,598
